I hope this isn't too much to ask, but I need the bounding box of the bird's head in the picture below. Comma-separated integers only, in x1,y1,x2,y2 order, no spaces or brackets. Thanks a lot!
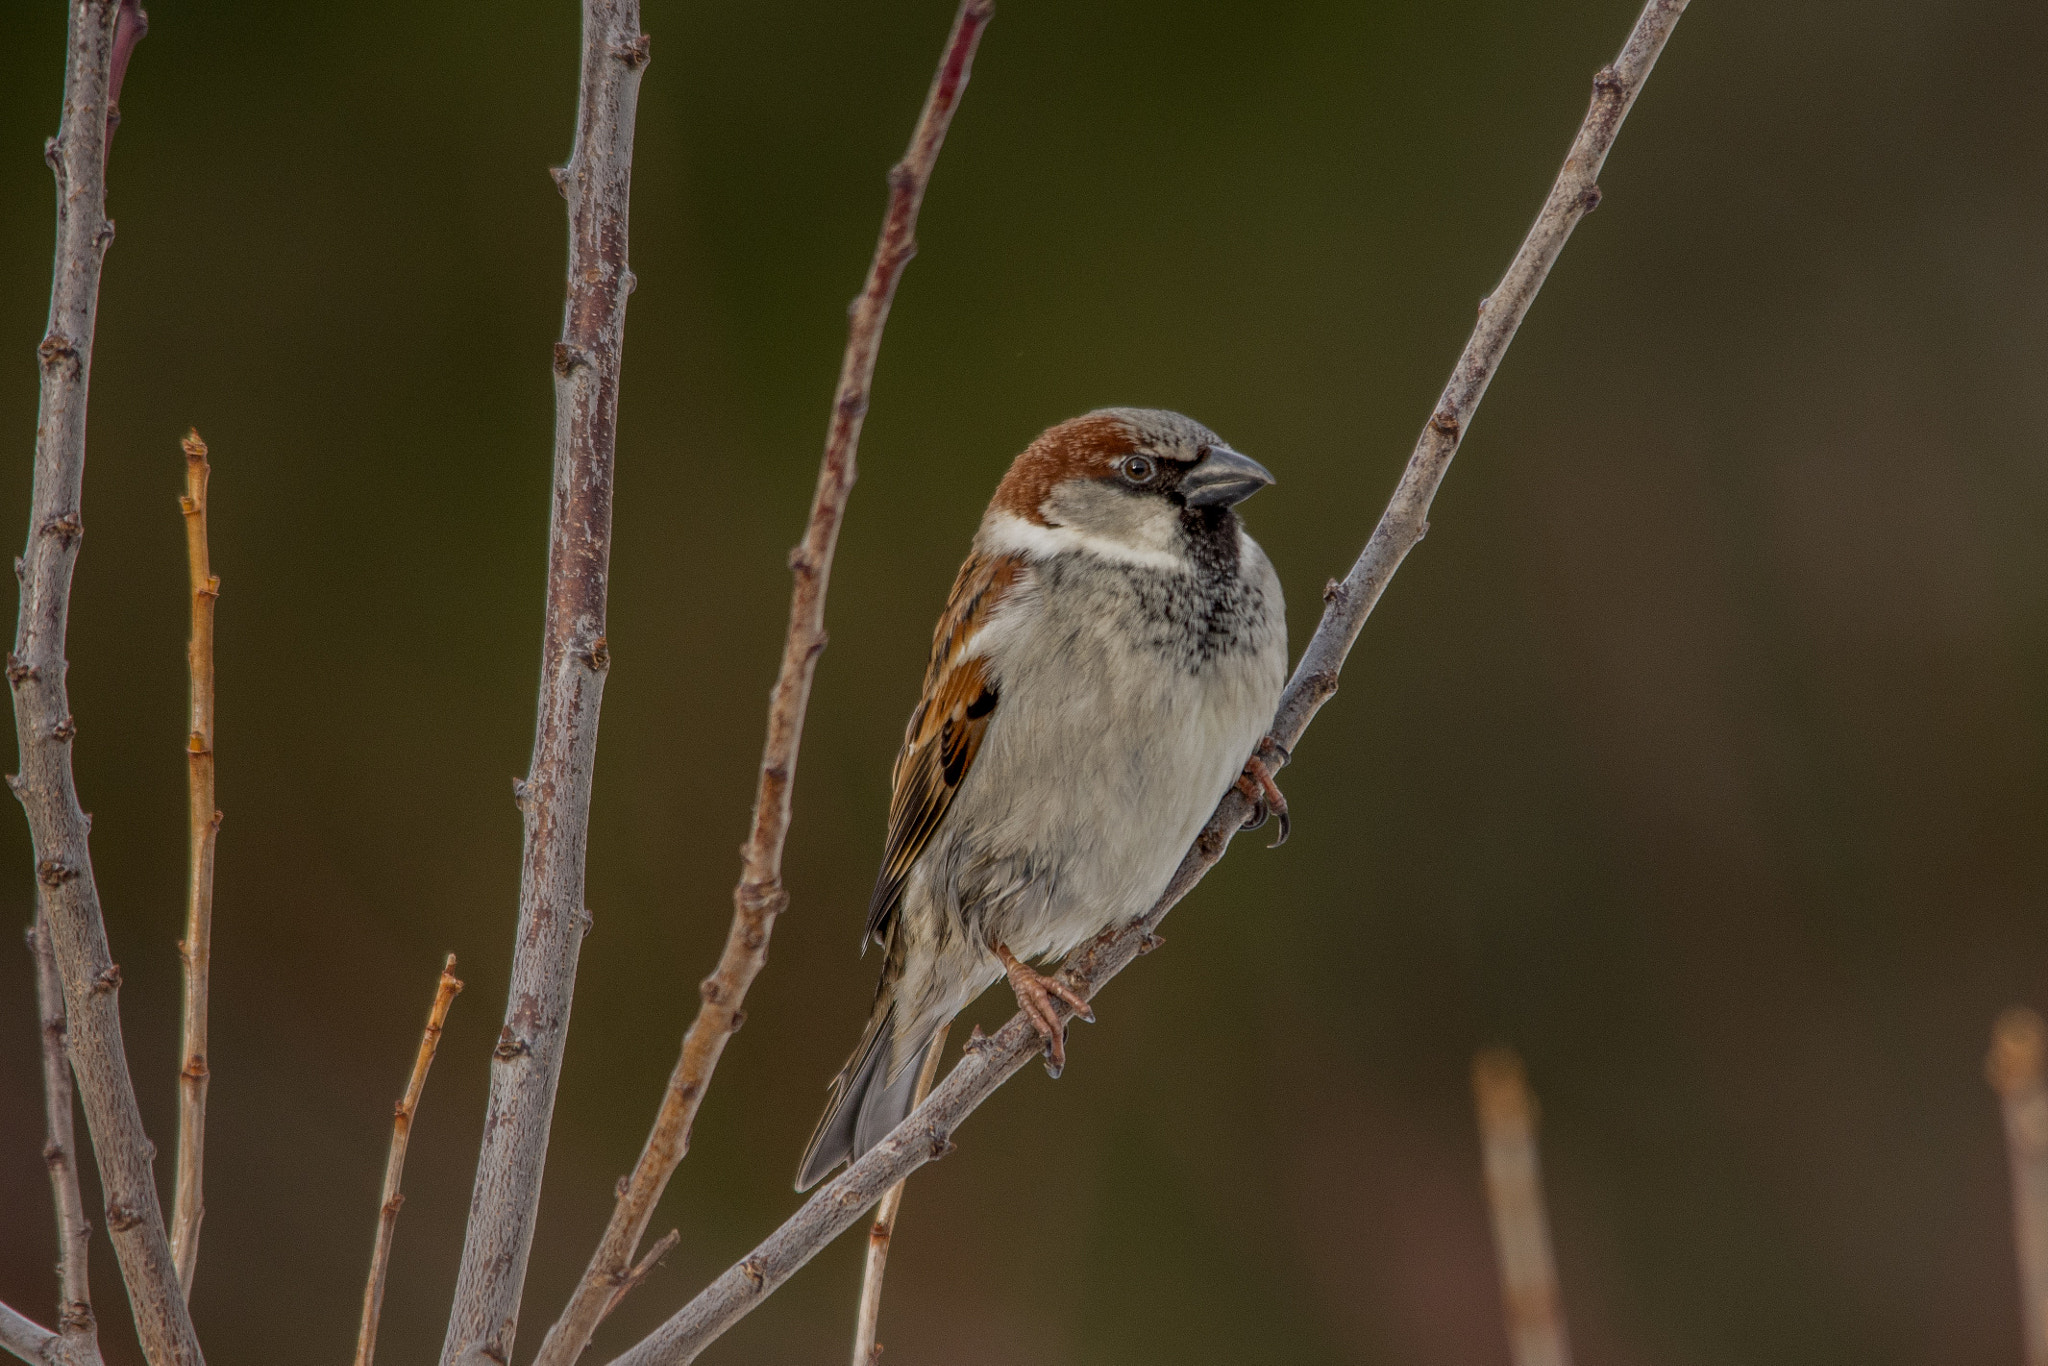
986,408,1273,567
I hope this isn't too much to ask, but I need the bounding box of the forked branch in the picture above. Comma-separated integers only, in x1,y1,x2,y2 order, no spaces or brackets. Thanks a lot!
439,2,649,1362
355,957,464,1366
10,1,201,1360
603,3,1688,1361
1474,1049,1572,1366
529,6,992,1366
171,428,219,1299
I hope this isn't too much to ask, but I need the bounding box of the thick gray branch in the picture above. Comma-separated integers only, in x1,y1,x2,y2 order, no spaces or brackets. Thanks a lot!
0,1301,57,1366
438,4,648,1363
10,4,200,1363
601,3,1688,1361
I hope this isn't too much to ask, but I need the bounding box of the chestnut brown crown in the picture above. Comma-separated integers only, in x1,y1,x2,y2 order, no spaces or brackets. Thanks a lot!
991,408,1271,525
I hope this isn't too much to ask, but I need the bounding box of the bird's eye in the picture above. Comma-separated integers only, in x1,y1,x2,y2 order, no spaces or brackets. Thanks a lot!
1119,455,1157,485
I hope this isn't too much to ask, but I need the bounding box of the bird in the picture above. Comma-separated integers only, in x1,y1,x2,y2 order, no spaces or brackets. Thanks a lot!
796,407,1290,1192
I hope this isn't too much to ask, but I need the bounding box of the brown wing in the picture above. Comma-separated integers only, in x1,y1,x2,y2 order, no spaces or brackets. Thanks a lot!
864,552,1023,946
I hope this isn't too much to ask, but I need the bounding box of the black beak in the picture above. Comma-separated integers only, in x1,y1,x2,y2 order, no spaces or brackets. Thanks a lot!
1180,444,1275,508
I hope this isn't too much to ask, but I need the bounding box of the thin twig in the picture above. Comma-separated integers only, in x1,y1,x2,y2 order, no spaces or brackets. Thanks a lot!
438,4,649,1363
10,4,200,1363
28,917,103,1366
850,1025,950,1366
601,4,1687,1361
605,1230,680,1326
1990,1007,2048,1366
355,956,464,1366
528,7,992,1366
170,428,218,1300
1473,1049,1573,1366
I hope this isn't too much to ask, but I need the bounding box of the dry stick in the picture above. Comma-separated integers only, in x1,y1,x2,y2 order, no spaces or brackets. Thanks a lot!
353,957,465,1366
170,429,218,1300
1474,1049,1573,1366
437,4,648,1363
1989,1008,2048,1366
850,1024,950,1366
602,5,1688,1362
527,6,992,1365
29,916,105,1366
9,3,202,1364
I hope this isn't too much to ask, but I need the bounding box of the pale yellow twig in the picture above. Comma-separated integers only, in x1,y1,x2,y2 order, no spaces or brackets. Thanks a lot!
170,428,219,1299
354,956,464,1366
1473,1049,1572,1366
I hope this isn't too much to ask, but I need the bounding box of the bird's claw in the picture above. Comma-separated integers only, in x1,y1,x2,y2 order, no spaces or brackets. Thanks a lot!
1234,744,1291,847
994,941,1094,1076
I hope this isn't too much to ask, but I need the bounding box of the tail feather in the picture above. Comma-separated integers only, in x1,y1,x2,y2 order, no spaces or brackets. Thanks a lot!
796,997,940,1192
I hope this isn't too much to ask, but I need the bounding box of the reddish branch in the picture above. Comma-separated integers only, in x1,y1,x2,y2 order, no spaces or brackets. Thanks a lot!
438,3,650,1363
355,957,464,1366
529,7,993,1364
26,917,105,1366
602,3,1689,1361
9,1,202,1361
1474,1049,1573,1366
170,429,219,1299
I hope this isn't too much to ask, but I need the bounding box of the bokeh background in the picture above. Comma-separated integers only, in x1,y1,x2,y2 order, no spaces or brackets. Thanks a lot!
3,1,2046,1362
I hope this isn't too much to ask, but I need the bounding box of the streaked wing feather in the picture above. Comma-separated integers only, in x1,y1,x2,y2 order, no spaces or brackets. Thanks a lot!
864,552,1022,944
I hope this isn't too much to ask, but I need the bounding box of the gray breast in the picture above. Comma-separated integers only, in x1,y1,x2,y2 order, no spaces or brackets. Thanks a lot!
917,537,1286,966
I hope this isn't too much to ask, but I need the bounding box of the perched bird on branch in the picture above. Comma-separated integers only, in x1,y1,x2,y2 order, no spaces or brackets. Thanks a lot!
797,408,1289,1191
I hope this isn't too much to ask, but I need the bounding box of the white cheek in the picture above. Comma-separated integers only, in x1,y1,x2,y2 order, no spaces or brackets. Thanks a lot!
980,506,1184,574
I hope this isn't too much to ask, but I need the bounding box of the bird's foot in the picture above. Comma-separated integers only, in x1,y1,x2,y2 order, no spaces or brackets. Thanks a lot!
1235,741,1291,847
994,941,1093,1077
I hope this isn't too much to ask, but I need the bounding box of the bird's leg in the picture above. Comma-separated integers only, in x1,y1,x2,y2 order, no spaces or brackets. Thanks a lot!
1234,740,1291,847
993,941,1094,1076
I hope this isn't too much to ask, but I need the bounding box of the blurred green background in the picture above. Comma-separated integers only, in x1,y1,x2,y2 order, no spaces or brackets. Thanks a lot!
4,1,2046,1362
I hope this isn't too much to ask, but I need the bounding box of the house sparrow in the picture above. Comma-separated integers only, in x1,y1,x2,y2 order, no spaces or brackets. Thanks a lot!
796,408,1289,1191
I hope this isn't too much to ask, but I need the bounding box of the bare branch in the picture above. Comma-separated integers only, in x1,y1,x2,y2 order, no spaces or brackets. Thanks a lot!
0,1301,58,1366
601,4,1688,1361
355,956,464,1366
1474,1049,1572,1366
170,429,219,1300
11,3,201,1361
27,918,104,1366
1990,1007,2048,1366
439,3,649,1362
528,7,992,1366
850,1025,949,1366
